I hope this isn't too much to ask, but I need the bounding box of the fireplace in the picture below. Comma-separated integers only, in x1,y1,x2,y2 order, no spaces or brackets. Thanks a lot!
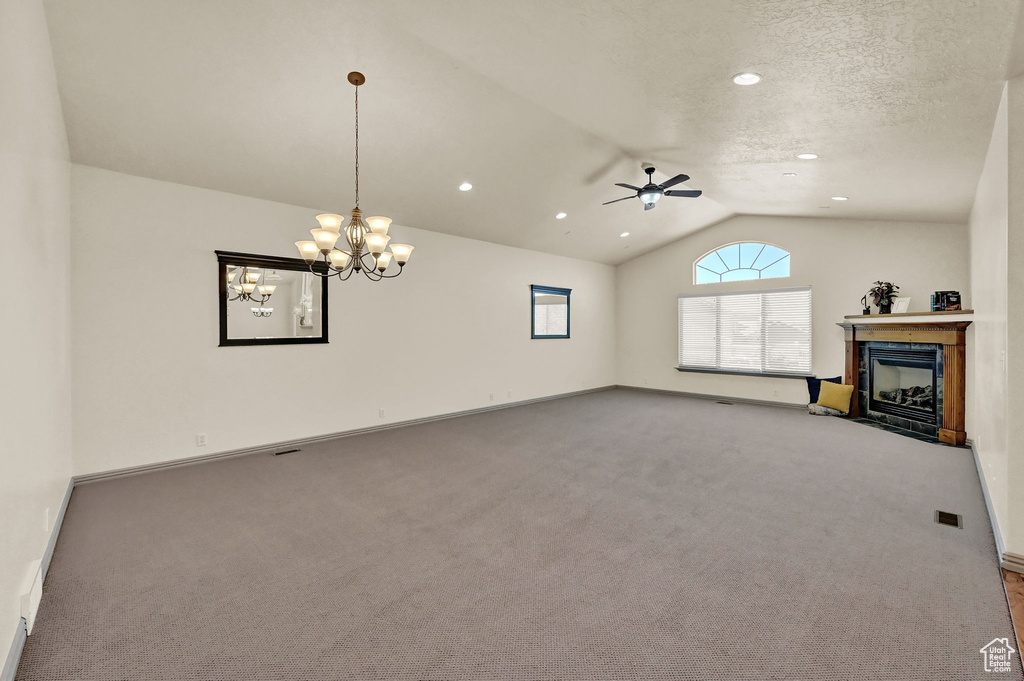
867,348,938,422
839,319,970,445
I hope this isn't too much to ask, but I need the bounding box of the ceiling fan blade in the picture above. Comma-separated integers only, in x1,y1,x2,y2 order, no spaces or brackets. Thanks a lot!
644,202,655,211
659,174,690,189
602,196,635,205
665,189,702,198
615,183,641,191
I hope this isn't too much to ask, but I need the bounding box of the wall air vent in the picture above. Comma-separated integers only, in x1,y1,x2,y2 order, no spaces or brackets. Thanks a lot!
273,449,301,456
716,401,733,405
935,510,963,528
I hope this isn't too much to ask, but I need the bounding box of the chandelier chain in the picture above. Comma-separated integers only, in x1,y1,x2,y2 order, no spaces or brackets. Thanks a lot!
354,83,359,207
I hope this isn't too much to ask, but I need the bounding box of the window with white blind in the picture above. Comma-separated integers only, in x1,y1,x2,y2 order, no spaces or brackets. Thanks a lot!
677,286,812,376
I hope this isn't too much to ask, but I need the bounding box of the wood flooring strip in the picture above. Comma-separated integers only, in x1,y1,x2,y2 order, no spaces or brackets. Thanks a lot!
1003,568,1024,654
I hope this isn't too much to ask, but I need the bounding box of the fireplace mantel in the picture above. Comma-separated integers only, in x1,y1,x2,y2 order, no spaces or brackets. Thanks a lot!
837,319,972,445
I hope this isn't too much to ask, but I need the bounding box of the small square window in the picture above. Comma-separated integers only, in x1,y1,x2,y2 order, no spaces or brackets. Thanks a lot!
531,285,571,339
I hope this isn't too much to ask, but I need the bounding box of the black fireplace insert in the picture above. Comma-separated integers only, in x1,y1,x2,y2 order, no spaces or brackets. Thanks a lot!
867,348,939,423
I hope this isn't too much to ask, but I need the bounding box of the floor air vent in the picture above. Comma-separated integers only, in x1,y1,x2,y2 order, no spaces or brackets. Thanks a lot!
935,510,963,528
274,449,301,456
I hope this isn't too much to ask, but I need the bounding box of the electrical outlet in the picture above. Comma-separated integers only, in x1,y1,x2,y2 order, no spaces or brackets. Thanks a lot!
489,393,494,401
772,389,780,398
378,408,385,419
643,377,649,385
507,389,512,398
196,433,207,447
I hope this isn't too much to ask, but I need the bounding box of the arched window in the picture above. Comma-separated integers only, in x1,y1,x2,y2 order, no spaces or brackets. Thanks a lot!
694,242,790,284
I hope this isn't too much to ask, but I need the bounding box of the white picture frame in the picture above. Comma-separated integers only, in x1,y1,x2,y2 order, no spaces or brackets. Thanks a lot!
893,298,910,313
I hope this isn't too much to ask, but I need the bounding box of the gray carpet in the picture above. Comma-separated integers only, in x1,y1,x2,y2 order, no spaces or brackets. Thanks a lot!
16,389,1022,680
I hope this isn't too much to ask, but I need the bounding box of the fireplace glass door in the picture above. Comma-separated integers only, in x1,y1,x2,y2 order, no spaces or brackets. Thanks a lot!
867,348,938,422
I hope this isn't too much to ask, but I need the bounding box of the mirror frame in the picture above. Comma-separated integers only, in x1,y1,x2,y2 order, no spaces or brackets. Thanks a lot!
216,250,330,347
531,284,572,339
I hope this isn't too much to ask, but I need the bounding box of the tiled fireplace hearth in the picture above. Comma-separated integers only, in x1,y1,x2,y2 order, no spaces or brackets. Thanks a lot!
838,317,971,445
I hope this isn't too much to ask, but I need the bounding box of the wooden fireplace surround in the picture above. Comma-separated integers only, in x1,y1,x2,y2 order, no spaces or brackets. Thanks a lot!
838,320,971,445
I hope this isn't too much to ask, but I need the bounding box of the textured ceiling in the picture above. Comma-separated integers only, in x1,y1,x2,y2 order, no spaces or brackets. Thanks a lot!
43,0,1020,264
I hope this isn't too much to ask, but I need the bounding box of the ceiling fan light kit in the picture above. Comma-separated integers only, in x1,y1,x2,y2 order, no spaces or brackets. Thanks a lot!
603,166,702,211
294,72,413,281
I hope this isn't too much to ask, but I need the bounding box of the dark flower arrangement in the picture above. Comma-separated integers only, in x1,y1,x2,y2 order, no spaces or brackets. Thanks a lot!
868,281,900,306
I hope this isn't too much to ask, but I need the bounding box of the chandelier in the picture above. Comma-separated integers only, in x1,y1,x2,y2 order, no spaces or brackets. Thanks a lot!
251,306,273,318
295,72,413,281
227,266,276,303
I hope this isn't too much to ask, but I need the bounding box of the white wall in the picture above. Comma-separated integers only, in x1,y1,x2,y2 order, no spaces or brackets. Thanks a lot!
616,215,969,405
0,0,73,658
968,84,1010,548
70,166,617,476
1006,74,1024,557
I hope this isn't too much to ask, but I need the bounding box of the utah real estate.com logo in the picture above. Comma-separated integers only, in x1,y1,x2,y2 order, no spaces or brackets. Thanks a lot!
980,638,1017,673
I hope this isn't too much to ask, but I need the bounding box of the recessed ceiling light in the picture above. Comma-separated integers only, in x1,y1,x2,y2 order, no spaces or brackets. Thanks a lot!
555,212,567,219
620,232,630,237
732,72,762,85
458,182,472,191
783,172,797,177
831,196,848,201
797,153,818,160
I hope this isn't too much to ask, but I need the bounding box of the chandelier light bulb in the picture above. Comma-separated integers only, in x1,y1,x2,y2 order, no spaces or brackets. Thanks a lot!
311,228,341,252
376,252,393,271
258,285,276,296
329,249,351,269
315,214,344,231
389,244,414,265
364,232,390,257
241,282,257,294
366,216,392,235
295,241,319,263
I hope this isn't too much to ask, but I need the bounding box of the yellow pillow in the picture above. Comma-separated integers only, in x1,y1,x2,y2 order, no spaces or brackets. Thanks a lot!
816,381,854,414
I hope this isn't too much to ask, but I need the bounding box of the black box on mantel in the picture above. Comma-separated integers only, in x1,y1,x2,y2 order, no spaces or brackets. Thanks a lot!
933,291,960,311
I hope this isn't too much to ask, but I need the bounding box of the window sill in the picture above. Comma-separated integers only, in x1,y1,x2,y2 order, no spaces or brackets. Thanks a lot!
675,367,813,379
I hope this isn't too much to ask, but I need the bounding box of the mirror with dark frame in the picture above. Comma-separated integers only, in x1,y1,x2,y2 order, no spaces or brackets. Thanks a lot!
217,251,329,346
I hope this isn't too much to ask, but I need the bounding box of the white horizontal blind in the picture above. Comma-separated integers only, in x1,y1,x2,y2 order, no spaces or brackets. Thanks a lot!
678,287,812,375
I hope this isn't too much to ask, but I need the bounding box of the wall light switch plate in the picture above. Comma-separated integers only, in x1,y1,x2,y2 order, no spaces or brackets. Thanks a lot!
196,433,207,447
378,408,385,419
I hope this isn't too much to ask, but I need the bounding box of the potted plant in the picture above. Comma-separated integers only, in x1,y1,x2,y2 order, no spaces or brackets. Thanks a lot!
868,281,900,314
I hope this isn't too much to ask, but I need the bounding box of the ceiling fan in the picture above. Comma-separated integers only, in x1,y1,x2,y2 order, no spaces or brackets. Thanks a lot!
603,166,702,211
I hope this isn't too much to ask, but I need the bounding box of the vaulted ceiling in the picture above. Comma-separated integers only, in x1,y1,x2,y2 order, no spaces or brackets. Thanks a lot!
43,0,1020,264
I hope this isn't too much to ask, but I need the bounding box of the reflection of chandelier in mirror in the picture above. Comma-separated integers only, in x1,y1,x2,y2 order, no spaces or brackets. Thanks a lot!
227,266,276,303
250,306,273,318
294,72,414,281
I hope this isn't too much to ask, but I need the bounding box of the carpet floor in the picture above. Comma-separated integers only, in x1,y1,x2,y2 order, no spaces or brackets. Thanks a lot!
16,389,1022,680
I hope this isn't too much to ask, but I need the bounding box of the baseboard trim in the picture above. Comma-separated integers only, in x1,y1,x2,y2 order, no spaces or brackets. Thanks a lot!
968,439,1007,563
41,480,74,581
75,386,617,484
1,619,27,681
614,384,807,410
1002,552,1024,574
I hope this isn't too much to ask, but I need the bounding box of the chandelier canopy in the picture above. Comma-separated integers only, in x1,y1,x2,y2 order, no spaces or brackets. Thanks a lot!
295,72,413,281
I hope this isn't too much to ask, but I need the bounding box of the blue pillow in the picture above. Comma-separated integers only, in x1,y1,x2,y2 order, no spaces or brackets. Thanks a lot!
806,376,842,404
